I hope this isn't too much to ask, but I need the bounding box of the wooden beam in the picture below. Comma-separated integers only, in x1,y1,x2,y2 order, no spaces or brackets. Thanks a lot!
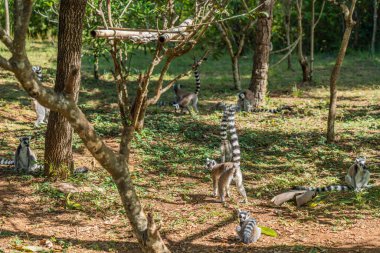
158,19,193,43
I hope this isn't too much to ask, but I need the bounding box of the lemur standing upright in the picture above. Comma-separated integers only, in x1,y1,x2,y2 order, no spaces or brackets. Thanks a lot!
205,105,248,203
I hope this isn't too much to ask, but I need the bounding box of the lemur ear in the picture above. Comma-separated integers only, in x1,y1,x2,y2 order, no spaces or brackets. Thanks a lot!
19,137,23,142
237,209,241,214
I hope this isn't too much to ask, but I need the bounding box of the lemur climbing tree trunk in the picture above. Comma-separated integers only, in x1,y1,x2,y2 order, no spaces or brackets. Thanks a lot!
248,0,275,108
371,0,378,56
327,0,357,143
295,0,310,84
44,0,87,177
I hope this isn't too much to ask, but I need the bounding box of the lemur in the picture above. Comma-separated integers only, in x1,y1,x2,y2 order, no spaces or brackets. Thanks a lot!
220,104,233,163
205,105,248,203
236,209,261,244
172,65,201,114
31,66,50,127
237,89,292,113
0,136,41,173
294,157,371,192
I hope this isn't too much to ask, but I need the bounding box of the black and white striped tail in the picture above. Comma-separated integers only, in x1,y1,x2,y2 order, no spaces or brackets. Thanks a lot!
194,67,201,95
227,106,240,167
243,219,257,244
0,158,14,165
32,66,43,82
220,108,228,141
252,105,292,113
293,185,352,192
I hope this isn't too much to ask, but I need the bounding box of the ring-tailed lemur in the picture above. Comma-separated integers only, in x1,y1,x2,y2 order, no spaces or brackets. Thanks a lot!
31,66,50,127
220,105,233,163
205,105,248,203
294,157,371,193
0,137,41,173
237,90,292,113
236,209,261,244
172,65,201,114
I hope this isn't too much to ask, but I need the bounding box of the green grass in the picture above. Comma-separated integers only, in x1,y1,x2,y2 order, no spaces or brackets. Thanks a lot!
0,40,379,251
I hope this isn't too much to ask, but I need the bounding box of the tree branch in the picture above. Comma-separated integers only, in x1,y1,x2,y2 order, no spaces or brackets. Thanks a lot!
0,26,13,49
0,56,13,71
314,0,326,28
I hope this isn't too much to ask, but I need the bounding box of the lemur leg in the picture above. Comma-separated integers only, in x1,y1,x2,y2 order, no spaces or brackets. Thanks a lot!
345,174,354,188
356,170,370,190
192,97,199,113
212,175,218,197
235,174,248,203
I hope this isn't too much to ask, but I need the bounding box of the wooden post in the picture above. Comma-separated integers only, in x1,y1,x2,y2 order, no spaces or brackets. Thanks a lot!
158,19,193,43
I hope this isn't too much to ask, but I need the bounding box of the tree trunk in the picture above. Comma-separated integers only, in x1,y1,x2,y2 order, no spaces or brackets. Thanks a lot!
4,0,10,35
232,56,241,90
296,0,310,84
310,0,315,81
283,0,293,70
327,1,357,143
94,51,99,80
44,0,87,177
248,0,275,108
371,0,378,56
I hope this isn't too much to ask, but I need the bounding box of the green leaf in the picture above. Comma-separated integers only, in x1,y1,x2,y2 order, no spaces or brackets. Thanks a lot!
259,226,278,237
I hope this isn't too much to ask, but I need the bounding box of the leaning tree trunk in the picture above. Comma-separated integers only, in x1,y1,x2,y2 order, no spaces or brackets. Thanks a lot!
296,0,310,84
44,0,87,177
371,0,378,56
327,0,357,143
4,0,10,35
248,0,275,107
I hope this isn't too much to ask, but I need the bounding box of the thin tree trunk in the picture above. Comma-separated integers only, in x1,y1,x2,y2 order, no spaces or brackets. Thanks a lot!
4,0,10,35
283,0,293,70
327,0,357,143
248,0,275,107
371,0,378,56
44,0,87,177
310,0,315,81
94,51,99,80
232,56,241,90
296,0,310,84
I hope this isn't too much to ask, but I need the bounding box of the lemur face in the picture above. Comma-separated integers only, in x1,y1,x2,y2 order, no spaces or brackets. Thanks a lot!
238,210,250,222
205,158,217,169
19,137,31,148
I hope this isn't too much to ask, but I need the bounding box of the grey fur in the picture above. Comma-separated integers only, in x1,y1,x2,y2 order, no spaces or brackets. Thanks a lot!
220,106,232,163
237,90,292,113
14,137,41,173
31,66,50,127
294,157,371,193
172,66,201,114
236,210,261,244
206,105,247,203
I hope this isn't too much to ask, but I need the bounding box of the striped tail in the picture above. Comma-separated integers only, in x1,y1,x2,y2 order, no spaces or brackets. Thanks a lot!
293,185,352,192
32,66,43,82
220,108,228,141
252,105,292,113
227,106,240,167
242,219,257,244
0,158,14,165
194,66,201,95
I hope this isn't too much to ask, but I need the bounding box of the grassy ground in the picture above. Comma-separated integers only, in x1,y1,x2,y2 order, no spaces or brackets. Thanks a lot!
0,41,379,252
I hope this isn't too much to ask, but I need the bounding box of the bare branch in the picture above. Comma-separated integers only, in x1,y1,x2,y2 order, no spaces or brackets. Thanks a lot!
270,36,301,68
314,0,326,28
0,55,13,71
12,0,33,60
119,0,132,19
0,26,13,49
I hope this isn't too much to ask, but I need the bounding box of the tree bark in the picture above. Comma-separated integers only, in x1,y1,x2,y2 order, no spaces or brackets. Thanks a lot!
296,0,310,84
4,0,10,35
44,0,87,177
282,0,293,70
371,0,378,56
327,1,357,143
248,0,275,107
